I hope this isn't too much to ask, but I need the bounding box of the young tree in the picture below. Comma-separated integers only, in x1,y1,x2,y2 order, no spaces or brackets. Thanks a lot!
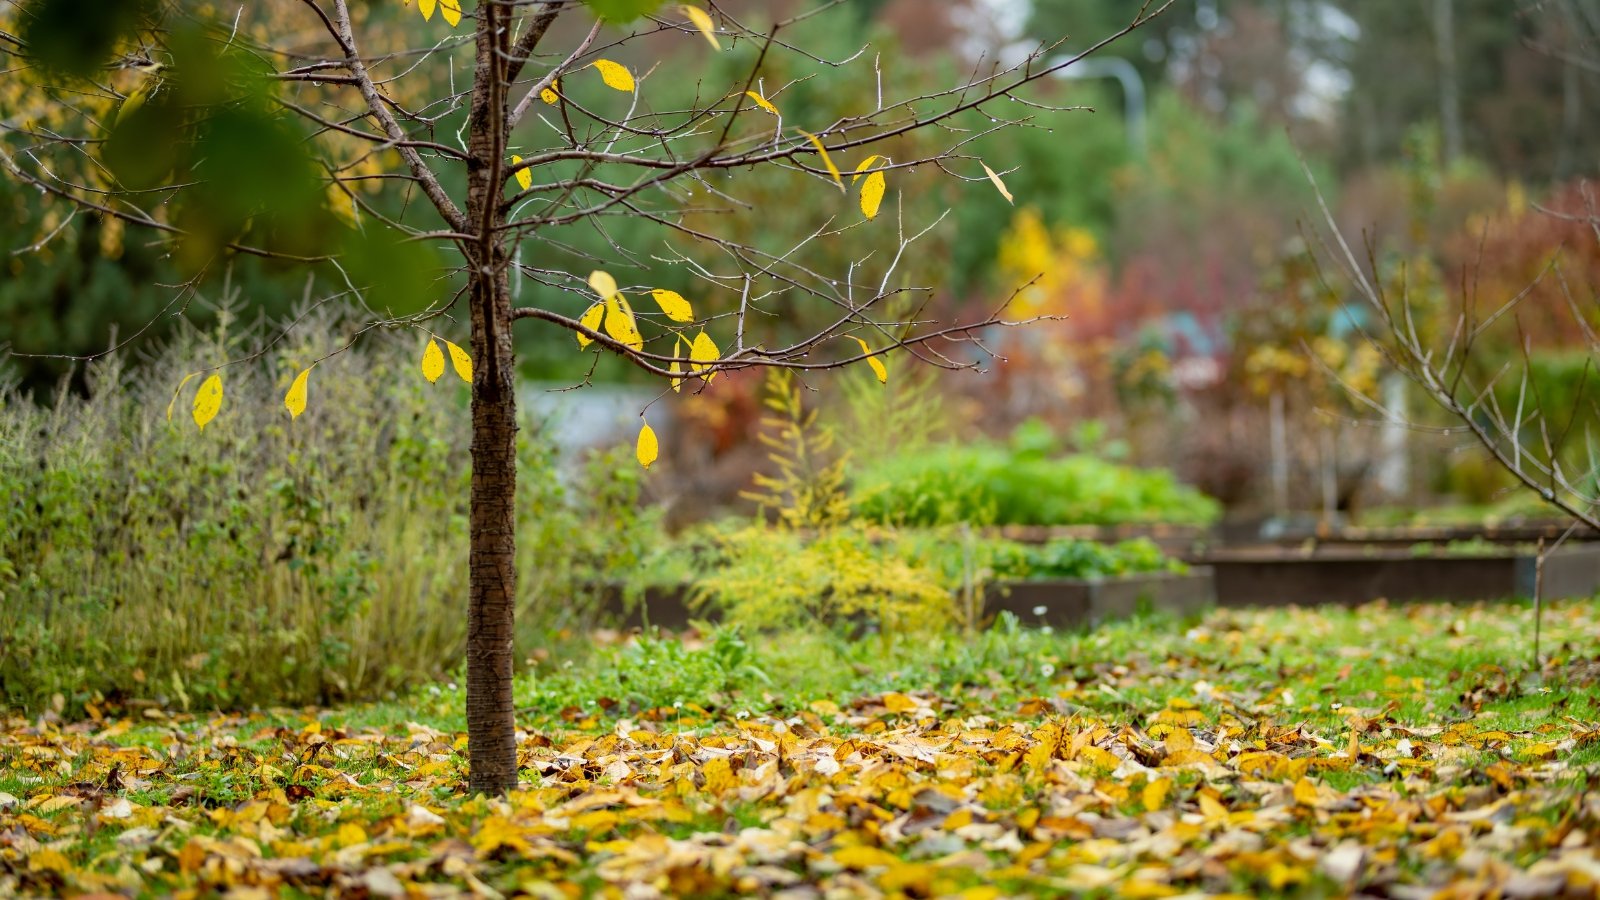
2,0,1170,793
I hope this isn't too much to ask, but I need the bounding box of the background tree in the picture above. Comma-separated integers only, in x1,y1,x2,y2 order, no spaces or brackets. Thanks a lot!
1,0,1170,792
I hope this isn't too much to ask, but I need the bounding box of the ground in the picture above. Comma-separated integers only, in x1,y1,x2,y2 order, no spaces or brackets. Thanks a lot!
3,600,1599,898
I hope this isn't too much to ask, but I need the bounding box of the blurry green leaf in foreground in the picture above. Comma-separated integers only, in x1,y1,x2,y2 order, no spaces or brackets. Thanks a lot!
18,0,156,79
584,0,665,23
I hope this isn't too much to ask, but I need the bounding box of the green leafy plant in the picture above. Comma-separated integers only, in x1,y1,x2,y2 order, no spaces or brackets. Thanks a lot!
853,422,1220,527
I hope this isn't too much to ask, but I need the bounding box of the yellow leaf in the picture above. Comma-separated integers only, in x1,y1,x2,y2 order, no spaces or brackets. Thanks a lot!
745,90,779,116
981,161,1014,204
418,0,435,21
852,154,881,183
439,0,461,27
166,372,199,423
1293,777,1320,807
27,848,72,874
592,59,635,93
669,337,684,392
604,295,644,352
192,374,223,431
284,366,312,420
1142,778,1171,811
689,330,719,382
860,170,886,219
421,339,445,383
650,288,694,323
588,269,620,301
511,155,531,192
851,336,887,384
681,4,720,50
833,845,899,870
578,303,603,349
636,421,659,469
801,130,843,190
702,757,735,795
444,340,472,383
880,692,919,712
1198,792,1229,822
541,79,560,105
1164,727,1196,753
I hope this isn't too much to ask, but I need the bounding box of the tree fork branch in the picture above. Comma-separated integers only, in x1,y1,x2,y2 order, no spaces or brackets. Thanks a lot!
328,0,469,233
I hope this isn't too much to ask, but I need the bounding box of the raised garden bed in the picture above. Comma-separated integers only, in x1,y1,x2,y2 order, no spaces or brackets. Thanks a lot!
980,569,1216,627
986,523,1212,555
1260,518,1600,547
1188,542,1600,607
598,569,1217,631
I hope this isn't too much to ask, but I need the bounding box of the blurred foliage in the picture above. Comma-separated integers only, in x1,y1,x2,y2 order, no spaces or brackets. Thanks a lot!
739,370,852,530
693,524,957,634
0,2,447,392
852,419,1220,527
0,312,658,714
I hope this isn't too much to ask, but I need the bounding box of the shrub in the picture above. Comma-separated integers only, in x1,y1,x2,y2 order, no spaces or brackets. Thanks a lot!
852,423,1220,527
0,311,653,713
692,523,957,633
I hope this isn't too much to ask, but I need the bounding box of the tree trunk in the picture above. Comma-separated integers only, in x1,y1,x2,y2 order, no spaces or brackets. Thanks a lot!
464,0,518,796
1433,0,1462,166
466,267,518,795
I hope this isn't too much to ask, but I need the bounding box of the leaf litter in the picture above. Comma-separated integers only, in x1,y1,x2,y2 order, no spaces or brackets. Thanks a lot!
3,600,1599,898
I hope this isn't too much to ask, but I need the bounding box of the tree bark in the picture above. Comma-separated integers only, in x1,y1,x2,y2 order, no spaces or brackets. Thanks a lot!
1433,0,1463,167
466,267,518,795
464,0,519,796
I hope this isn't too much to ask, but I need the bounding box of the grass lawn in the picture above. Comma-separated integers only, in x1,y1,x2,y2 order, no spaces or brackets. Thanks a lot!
4,599,1599,898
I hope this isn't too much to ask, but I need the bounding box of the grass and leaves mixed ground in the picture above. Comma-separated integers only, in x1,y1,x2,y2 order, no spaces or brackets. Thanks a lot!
4,599,1599,898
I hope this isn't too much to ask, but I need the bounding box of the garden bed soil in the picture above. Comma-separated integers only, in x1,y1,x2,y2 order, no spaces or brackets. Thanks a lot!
1188,542,1600,608
599,569,1217,631
986,523,1213,555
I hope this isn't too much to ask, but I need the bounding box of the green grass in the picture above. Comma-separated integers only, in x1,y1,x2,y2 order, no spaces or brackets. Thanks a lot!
4,598,1597,898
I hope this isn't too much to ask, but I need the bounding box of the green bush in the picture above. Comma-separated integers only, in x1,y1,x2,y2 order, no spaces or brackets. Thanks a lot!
852,424,1220,527
691,523,956,633
985,537,1187,580
0,312,654,714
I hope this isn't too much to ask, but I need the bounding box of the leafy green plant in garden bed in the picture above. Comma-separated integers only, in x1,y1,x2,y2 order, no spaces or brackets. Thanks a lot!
852,419,1220,527
0,312,656,714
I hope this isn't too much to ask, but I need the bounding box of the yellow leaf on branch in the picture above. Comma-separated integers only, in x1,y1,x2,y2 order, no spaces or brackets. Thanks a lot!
593,59,635,93
511,155,531,191
578,303,603,349
682,5,721,50
418,0,436,20
669,337,684,392
801,131,843,190
636,420,659,469
852,155,881,183
284,366,312,420
650,289,694,323
439,0,461,27
981,161,1014,204
851,336,887,384
604,296,644,352
192,374,223,431
690,330,719,382
588,269,620,301
541,78,560,105
745,90,779,116
860,170,886,219
166,372,199,423
444,340,472,383
421,339,445,383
